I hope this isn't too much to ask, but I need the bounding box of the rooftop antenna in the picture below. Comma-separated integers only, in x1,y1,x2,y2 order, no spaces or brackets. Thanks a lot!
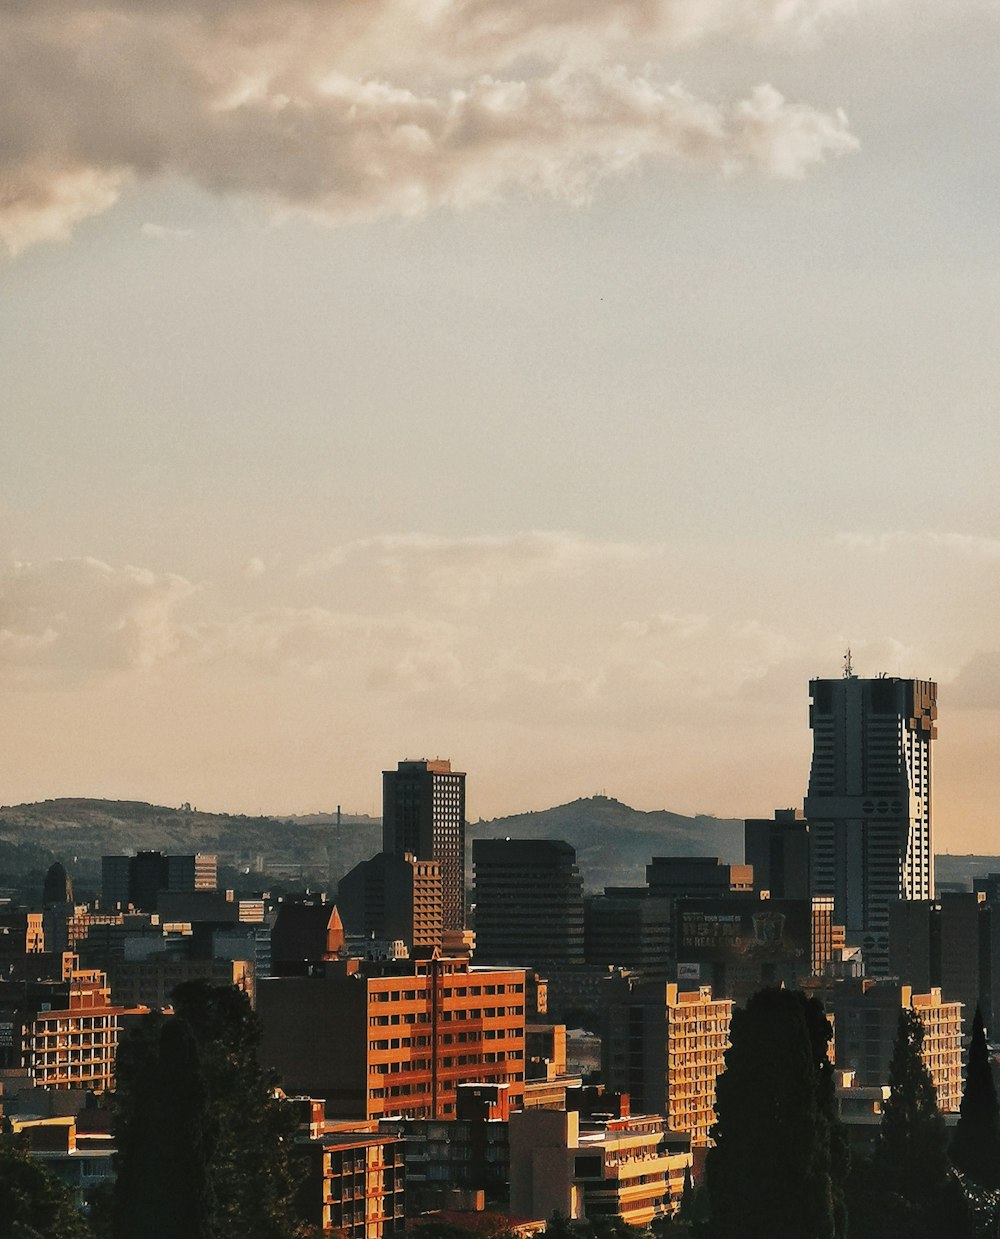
843,648,855,679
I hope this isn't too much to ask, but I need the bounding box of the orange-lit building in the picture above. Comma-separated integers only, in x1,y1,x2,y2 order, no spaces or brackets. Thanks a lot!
603,983,731,1147
28,965,148,1091
295,1132,406,1239
258,956,526,1120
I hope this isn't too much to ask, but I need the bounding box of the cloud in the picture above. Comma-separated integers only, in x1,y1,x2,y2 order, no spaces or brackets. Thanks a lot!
0,0,860,253
836,530,1000,559
0,557,195,679
301,531,660,607
140,221,195,240
242,556,267,581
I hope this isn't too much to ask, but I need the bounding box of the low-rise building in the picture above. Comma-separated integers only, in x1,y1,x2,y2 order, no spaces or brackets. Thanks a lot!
509,1108,690,1226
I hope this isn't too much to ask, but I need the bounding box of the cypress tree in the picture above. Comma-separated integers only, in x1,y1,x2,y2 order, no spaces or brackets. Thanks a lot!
873,1006,971,1239
704,987,846,1239
952,1005,1000,1189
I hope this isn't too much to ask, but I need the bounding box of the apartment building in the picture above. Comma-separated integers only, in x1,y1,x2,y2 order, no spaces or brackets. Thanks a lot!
603,983,732,1146
295,1132,406,1239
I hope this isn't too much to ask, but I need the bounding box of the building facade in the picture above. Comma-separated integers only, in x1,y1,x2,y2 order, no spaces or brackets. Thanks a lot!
338,851,444,954
383,760,466,932
804,674,937,975
258,956,526,1121
473,839,585,969
603,982,732,1146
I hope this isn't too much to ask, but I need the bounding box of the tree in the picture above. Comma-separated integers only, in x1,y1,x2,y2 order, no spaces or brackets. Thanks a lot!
704,987,847,1239
870,1006,971,1239
113,981,301,1239
952,1006,1000,1189
0,1131,91,1239
113,1014,213,1239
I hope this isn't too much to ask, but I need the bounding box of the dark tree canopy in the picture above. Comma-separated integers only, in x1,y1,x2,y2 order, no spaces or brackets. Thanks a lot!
704,987,847,1239
952,1005,1000,1190
0,1131,91,1239
113,981,301,1239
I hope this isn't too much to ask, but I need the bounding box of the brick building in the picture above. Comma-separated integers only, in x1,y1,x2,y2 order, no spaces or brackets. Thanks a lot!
258,956,526,1120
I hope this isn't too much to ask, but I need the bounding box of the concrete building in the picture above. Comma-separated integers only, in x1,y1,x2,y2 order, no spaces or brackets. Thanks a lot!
295,1132,406,1239
889,892,986,1032
584,889,671,973
338,852,444,954
378,1082,511,1210
603,983,731,1147
817,979,962,1112
744,808,810,900
383,759,466,932
270,901,344,972
105,957,254,1010
473,839,585,969
509,1108,691,1226
804,674,937,976
100,851,218,912
257,956,526,1121
27,966,148,1091
673,894,836,1002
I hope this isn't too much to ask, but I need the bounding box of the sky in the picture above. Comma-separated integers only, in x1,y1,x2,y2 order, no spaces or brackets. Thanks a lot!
3,0,1000,850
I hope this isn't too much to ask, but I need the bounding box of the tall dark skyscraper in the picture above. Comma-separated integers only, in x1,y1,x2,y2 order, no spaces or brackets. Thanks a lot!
382,758,466,931
804,671,937,975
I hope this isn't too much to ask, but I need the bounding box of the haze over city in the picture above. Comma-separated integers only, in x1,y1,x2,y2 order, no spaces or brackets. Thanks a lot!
3,1,999,847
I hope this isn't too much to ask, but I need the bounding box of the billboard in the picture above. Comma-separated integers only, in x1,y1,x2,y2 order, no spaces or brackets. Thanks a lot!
676,898,810,968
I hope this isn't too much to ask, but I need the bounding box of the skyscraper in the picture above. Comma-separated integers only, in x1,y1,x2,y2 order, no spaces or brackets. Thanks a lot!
804,672,937,975
383,758,466,931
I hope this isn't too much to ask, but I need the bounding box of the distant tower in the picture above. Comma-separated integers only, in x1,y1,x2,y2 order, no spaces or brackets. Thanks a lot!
804,673,937,976
42,861,73,906
383,759,466,931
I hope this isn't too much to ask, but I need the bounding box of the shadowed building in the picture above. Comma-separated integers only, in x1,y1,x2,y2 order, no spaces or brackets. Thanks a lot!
270,901,344,973
383,759,466,932
744,808,810,900
337,851,443,953
473,838,585,968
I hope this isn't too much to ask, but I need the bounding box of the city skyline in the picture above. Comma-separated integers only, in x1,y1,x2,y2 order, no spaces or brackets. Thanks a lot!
4,3,1000,848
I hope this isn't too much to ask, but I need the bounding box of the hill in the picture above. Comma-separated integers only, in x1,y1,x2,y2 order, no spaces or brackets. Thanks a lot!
0,798,381,890
470,795,744,890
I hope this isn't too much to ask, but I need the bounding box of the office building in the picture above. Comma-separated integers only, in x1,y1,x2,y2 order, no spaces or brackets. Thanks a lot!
804,674,937,975
603,982,732,1146
644,857,753,970
383,759,466,931
100,851,218,912
473,838,585,968
257,955,526,1121
744,809,810,900
584,888,672,973
338,851,443,953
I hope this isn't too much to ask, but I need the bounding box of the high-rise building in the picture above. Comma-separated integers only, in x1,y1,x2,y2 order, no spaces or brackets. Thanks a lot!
473,838,585,968
804,674,937,976
337,851,443,953
383,759,466,931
